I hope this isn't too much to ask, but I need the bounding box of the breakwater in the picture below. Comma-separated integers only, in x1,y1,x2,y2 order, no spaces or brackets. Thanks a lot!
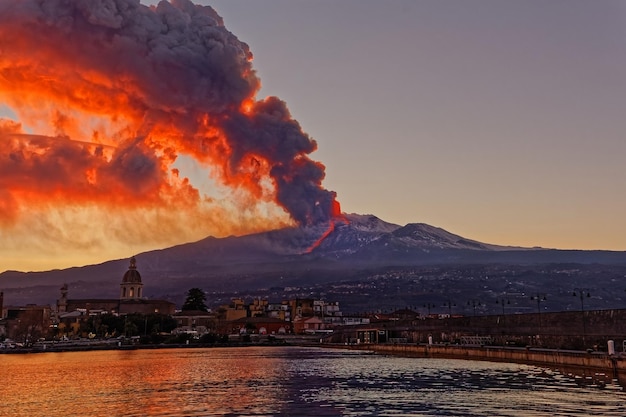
341,343,626,386
324,308,626,351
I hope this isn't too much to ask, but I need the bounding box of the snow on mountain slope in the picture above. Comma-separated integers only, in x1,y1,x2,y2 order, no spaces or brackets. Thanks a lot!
391,223,509,251
342,213,402,234
303,214,514,257
301,214,402,255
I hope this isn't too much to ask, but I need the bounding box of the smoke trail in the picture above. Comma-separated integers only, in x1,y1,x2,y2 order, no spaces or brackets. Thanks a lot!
0,0,338,265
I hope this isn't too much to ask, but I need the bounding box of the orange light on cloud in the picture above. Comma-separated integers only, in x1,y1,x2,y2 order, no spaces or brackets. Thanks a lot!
0,0,339,270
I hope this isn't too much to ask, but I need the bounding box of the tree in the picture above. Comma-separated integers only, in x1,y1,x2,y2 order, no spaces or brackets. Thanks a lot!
124,317,139,337
182,288,208,312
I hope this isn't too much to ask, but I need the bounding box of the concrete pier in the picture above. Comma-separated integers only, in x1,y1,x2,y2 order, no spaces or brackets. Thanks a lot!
341,343,626,386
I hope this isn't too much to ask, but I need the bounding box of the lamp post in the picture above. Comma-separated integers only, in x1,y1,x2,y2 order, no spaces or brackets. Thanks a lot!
467,299,481,317
423,303,435,317
442,300,456,317
572,288,591,348
495,298,510,315
495,297,510,332
529,293,547,330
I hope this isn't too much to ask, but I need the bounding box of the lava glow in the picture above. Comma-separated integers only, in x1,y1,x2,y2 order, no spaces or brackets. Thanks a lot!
305,200,349,253
0,0,339,266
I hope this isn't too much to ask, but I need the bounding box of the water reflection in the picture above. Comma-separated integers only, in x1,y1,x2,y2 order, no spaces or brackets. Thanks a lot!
291,355,625,417
0,347,624,417
0,348,287,416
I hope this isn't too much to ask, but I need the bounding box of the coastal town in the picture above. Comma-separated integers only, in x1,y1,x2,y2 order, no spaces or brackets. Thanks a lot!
2,256,626,356
0,256,373,348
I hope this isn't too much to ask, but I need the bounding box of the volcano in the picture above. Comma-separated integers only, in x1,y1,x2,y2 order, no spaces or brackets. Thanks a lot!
2,213,626,307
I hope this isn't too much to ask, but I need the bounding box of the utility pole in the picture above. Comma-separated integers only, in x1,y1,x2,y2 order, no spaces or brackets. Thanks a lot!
573,288,591,348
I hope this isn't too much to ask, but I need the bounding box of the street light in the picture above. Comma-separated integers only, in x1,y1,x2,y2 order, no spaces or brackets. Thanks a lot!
442,300,456,317
423,303,435,317
495,297,511,330
530,293,547,313
495,298,510,315
573,288,591,347
467,299,481,316
530,293,547,329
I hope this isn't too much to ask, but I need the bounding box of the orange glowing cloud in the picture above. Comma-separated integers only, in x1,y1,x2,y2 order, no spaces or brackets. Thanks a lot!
0,0,339,254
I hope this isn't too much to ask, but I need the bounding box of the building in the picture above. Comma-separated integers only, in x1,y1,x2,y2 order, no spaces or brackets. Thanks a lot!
249,298,268,317
267,302,291,321
120,256,144,300
217,298,248,322
228,316,290,335
293,316,325,334
173,310,216,336
2,287,53,343
2,304,52,343
57,257,175,316
290,298,315,319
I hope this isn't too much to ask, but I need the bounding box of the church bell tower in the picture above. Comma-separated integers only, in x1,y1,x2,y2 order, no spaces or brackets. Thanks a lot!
120,256,143,300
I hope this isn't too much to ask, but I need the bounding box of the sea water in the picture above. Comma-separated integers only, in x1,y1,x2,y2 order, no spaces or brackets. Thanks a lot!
0,346,623,416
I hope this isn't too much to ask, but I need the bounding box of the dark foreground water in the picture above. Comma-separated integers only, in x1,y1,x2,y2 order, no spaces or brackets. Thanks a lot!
0,346,624,416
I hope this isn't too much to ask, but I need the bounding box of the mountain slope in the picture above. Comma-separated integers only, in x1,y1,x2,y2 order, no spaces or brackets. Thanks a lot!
2,213,626,307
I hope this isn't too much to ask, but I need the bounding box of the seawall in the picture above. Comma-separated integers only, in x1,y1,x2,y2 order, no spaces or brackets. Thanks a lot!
340,343,626,386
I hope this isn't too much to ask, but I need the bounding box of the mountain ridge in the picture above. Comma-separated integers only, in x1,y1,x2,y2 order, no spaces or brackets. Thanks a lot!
2,213,626,308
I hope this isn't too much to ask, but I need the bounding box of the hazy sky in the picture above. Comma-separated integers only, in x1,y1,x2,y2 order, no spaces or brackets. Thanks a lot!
1,0,625,272
204,0,626,250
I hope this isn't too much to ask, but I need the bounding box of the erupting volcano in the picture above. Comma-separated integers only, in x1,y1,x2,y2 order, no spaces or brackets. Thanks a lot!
0,0,341,267
305,199,349,253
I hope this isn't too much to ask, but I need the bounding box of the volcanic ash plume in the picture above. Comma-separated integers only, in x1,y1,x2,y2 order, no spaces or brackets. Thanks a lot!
0,0,338,267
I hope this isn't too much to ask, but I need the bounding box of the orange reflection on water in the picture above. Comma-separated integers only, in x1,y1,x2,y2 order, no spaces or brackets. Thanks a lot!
135,348,286,416
0,347,286,417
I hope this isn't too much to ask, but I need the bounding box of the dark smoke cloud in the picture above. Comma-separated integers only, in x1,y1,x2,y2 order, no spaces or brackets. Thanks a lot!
0,0,337,227
221,96,335,224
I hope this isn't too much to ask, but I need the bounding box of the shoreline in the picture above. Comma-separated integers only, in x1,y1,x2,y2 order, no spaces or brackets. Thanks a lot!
0,334,321,354
4,338,625,388
0,338,291,354
328,342,626,387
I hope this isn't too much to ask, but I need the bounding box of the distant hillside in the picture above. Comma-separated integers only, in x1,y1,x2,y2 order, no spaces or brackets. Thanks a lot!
2,213,626,308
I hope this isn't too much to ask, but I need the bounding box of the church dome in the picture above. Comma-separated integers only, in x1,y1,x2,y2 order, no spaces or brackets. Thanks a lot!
122,256,142,283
